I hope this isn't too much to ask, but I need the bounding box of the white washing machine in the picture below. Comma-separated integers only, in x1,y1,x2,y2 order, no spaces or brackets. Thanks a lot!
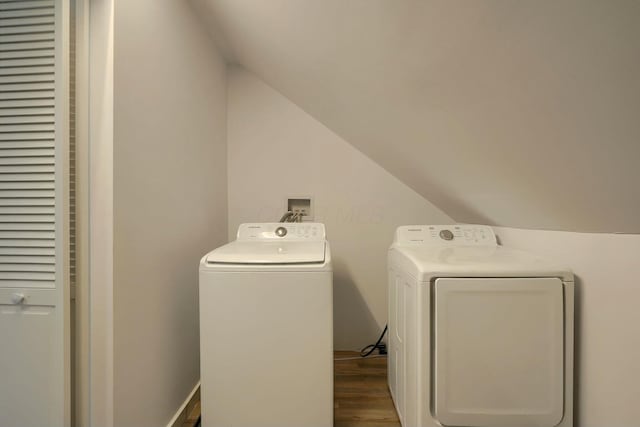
388,225,574,427
199,223,333,427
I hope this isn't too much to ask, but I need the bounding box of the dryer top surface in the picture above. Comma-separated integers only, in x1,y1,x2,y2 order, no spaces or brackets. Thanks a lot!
390,225,572,280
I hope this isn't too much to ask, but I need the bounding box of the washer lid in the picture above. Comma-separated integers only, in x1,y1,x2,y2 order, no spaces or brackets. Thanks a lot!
206,240,326,265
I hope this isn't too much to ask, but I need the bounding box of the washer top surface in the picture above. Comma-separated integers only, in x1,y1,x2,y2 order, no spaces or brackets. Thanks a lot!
206,240,326,264
390,225,572,280
203,223,330,268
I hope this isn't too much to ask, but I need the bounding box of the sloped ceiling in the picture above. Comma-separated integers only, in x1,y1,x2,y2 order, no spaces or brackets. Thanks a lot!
190,0,640,233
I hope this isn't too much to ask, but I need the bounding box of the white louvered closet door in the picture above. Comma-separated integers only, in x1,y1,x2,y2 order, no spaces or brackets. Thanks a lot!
0,1,70,427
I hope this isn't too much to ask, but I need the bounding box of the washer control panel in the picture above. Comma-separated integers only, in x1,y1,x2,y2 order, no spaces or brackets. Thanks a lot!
237,223,326,241
394,225,496,246
439,229,454,241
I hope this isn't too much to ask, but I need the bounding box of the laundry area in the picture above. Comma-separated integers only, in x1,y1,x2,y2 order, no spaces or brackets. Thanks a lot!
1,1,640,427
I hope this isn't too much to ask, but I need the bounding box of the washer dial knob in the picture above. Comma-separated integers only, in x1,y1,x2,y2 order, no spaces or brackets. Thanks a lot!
275,227,287,237
439,229,454,241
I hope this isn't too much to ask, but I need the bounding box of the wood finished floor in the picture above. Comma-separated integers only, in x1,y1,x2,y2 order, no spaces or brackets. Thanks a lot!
334,351,400,427
192,351,400,427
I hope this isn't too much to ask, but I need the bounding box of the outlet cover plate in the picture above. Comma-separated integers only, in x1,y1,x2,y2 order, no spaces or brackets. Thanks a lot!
286,197,313,221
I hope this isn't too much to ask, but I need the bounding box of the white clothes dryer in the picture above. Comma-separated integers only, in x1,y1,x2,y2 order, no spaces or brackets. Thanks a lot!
388,225,573,427
199,223,333,427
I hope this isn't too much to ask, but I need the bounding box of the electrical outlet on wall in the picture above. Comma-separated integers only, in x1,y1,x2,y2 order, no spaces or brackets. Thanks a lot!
287,197,313,221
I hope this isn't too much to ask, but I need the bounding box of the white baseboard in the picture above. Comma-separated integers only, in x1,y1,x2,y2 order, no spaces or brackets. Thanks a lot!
166,381,200,427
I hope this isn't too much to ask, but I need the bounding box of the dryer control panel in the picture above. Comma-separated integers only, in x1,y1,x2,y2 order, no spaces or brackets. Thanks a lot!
394,225,496,247
237,223,326,241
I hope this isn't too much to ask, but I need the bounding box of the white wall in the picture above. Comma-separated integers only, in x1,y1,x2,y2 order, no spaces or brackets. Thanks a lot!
494,227,640,427
87,0,114,425
196,0,640,233
227,67,452,349
112,1,227,426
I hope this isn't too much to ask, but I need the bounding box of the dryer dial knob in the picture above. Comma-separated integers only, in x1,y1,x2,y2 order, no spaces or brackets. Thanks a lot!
275,227,287,237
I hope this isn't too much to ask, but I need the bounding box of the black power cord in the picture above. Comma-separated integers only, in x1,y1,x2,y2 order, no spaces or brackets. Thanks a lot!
360,325,388,358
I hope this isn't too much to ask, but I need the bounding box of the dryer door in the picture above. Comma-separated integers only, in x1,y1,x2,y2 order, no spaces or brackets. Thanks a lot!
433,277,564,427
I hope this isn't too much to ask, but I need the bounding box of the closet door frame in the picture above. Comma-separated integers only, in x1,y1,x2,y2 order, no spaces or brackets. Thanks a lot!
55,0,72,424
